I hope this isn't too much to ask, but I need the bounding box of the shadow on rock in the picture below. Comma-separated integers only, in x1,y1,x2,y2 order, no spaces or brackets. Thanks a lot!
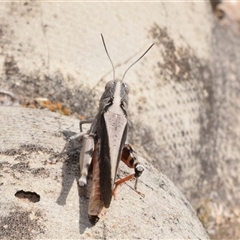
55,130,92,233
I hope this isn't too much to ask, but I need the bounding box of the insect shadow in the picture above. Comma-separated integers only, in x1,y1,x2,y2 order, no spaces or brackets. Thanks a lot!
56,130,93,232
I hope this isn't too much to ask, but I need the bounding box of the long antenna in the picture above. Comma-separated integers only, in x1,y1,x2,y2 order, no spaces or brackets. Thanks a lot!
122,43,154,82
101,34,115,80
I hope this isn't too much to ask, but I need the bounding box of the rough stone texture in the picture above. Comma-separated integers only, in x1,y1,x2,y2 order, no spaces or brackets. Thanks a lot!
0,106,209,239
0,1,240,238
0,1,214,198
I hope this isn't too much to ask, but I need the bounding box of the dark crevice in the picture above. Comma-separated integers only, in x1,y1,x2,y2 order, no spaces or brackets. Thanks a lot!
15,190,40,203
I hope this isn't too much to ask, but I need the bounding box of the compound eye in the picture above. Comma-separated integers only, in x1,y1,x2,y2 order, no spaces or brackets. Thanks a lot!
105,80,115,90
122,82,130,94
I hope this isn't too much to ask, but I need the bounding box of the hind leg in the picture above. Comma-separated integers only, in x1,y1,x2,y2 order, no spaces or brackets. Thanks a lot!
79,134,94,186
113,143,145,198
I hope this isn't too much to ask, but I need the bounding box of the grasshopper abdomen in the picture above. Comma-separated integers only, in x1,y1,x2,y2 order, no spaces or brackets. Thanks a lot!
88,147,105,224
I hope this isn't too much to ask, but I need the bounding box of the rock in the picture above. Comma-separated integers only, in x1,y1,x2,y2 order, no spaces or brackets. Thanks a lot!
0,1,215,202
0,2,240,238
0,106,209,239
215,1,240,34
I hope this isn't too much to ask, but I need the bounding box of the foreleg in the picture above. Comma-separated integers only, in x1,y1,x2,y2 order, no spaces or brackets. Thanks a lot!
79,119,94,132
58,119,93,159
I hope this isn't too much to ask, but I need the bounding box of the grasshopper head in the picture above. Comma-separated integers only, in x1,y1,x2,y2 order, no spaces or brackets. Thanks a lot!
99,79,129,114
99,34,153,114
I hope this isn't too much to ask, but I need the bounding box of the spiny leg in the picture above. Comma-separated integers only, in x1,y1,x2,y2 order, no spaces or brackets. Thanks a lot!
113,143,145,198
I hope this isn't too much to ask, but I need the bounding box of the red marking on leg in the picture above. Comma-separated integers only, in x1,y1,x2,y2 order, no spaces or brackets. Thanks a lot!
113,174,135,199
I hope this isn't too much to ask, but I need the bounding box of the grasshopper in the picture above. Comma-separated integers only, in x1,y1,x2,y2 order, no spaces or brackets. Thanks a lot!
66,35,154,224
